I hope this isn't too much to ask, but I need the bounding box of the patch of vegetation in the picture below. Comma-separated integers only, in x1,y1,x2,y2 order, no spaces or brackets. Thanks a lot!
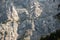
40,30,60,40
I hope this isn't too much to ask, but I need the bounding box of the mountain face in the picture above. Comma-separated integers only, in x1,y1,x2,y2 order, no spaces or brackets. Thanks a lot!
0,0,60,40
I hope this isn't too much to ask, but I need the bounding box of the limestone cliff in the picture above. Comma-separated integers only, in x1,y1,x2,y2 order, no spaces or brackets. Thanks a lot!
0,0,60,40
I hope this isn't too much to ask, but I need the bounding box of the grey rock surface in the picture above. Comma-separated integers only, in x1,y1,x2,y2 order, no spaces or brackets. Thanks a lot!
0,0,60,40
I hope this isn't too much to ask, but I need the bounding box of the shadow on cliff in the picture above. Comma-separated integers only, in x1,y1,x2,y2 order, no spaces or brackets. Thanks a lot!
40,30,60,40
17,0,60,40
30,2,60,40
0,9,8,24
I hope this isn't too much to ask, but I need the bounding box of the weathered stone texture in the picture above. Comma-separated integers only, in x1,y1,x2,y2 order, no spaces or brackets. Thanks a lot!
0,0,60,40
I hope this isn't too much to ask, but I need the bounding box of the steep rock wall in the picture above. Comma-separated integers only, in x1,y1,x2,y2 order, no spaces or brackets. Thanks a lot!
0,0,60,40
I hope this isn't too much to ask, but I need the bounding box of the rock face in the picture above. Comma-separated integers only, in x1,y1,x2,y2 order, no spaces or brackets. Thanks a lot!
0,0,60,40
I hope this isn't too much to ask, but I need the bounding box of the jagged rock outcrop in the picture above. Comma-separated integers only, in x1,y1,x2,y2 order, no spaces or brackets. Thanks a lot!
0,0,19,40
0,0,60,40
